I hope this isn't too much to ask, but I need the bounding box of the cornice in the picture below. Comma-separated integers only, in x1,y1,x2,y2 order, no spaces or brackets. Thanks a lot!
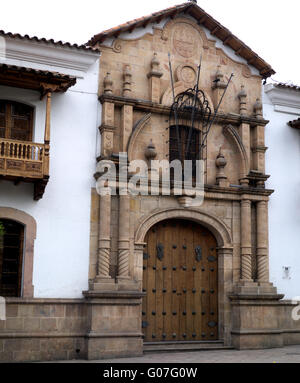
4,37,100,75
264,84,300,115
99,94,269,127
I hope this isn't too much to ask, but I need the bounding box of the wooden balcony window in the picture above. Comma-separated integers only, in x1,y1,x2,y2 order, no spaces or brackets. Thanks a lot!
0,100,48,193
0,101,33,141
0,64,77,200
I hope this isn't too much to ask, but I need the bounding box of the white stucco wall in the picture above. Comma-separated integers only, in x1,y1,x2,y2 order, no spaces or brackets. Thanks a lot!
0,42,100,298
264,85,300,300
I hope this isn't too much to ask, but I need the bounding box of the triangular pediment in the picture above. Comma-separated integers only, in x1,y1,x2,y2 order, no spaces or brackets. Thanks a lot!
86,1,275,79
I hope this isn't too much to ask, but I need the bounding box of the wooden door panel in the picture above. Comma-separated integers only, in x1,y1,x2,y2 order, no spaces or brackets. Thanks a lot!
143,219,218,343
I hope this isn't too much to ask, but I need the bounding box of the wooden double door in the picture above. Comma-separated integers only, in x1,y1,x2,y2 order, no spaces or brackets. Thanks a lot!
142,219,218,342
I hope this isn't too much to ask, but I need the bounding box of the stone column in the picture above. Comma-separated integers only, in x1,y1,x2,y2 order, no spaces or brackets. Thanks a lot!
90,189,116,290
117,193,130,281
256,200,269,283
218,246,233,345
117,186,138,291
240,199,253,282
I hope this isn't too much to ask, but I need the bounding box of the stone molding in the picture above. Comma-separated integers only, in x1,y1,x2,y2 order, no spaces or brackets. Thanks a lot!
127,113,151,162
223,124,250,179
264,84,300,115
0,207,36,298
134,207,232,247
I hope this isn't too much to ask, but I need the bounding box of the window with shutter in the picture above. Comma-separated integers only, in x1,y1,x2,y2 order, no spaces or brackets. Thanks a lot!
0,100,33,141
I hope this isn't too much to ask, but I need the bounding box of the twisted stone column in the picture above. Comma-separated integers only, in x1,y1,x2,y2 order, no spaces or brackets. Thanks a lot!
117,193,130,281
95,191,113,283
257,200,269,283
240,199,253,281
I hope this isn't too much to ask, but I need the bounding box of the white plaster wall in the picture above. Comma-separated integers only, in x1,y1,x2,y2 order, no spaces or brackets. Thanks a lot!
0,51,100,298
264,86,300,300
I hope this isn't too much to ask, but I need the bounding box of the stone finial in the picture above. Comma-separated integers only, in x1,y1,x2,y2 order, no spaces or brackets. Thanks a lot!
254,98,263,119
238,85,247,115
144,139,157,161
147,53,163,79
104,72,113,94
215,148,229,187
212,65,226,89
123,65,132,97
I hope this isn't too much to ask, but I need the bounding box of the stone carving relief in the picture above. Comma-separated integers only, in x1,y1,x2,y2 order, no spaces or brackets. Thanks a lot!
112,39,122,53
176,63,198,86
172,23,201,58
161,17,209,51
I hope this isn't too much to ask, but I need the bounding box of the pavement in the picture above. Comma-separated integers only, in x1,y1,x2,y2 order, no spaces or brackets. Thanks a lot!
51,345,300,363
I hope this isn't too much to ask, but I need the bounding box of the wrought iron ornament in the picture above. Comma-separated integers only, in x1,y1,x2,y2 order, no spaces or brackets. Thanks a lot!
168,53,234,162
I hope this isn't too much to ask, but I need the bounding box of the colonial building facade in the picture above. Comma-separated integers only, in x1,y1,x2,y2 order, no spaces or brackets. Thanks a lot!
0,1,299,361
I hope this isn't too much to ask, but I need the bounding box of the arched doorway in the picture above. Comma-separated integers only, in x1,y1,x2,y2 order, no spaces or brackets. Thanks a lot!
142,219,218,343
0,219,24,297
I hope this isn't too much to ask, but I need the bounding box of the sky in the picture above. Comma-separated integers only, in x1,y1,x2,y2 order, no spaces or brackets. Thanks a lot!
0,0,299,84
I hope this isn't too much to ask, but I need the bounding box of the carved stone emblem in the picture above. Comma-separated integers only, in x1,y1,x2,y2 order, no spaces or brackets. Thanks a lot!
176,63,198,85
172,24,199,58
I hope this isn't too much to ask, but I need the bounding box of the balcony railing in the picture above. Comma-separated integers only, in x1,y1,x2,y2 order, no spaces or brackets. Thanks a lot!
0,138,48,179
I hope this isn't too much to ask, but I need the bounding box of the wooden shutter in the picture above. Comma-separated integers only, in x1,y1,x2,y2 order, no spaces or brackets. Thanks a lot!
0,101,33,141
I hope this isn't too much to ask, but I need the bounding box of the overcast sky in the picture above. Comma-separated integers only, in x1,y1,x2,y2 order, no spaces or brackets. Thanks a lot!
1,0,299,84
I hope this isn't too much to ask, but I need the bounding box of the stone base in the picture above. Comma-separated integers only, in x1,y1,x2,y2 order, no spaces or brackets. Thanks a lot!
86,335,143,360
234,281,278,295
1,296,300,361
89,276,117,291
117,277,140,291
83,291,145,360
230,292,286,350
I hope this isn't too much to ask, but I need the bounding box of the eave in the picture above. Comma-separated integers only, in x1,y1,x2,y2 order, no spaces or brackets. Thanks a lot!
86,1,275,79
0,64,76,96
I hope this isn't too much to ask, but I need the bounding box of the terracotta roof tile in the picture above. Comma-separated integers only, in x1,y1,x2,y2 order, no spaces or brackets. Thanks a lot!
86,1,275,79
275,83,300,91
0,30,100,53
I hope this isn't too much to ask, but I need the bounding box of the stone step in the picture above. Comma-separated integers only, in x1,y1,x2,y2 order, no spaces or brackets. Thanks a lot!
144,341,234,353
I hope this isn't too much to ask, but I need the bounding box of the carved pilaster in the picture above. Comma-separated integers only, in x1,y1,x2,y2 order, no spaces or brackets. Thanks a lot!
147,53,163,104
240,199,253,282
117,193,130,280
256,200,269,283
120,105,133,152
252,124,266,174
239,123,251,173
100,101,115,157
117,183,138,291
90,190,116,291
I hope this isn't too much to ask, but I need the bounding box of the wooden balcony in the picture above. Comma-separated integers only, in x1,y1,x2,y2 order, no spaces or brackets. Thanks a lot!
0,63,77,200
0,138,49,200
